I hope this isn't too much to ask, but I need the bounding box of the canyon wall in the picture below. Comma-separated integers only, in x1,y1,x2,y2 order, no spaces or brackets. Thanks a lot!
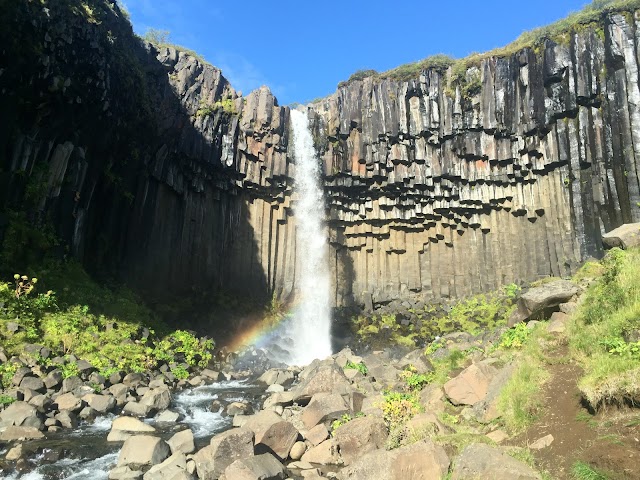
1,1,639,313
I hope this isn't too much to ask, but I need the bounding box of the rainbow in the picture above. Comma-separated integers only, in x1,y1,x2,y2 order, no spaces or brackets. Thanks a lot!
225,309,294,353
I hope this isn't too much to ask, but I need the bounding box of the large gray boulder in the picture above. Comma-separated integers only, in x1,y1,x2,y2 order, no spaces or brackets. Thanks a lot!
291,363,352,403
83,393,117,413
143,452,192,480
168,429,195,455
220,453,285,480
332,416,388,466
602,223,640,249
243,411,299,460
0,425,45,441
108,416,156,442
140,386,171,411
301,393,350,430
0,401,41,428
338,440,450,479
117,435,171,469
508,280,579,326
193,428,255,480
451,444,541,480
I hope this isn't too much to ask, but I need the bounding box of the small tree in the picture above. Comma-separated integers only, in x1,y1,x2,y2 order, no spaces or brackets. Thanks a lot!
143,28,170,45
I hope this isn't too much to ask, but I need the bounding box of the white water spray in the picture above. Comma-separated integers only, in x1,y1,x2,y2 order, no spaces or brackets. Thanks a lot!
288,109,332,365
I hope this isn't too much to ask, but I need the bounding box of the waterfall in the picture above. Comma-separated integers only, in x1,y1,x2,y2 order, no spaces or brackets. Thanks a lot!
287,109,332,365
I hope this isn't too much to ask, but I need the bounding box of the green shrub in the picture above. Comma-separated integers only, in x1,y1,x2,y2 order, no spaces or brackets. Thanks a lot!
0,394,16,406
497,323,532,349
380,391,422,428
344,360,368,375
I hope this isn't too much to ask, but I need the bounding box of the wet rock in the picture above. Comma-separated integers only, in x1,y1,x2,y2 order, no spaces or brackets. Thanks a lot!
55,410,78,428
333,416,388,466
117,435,170,469
6,443,24,461
193,428,255,480
338,439,449,479
0,425,45,441
140,386,171,412
220,453,285,480
451,444,541,480
168,429,195,455
156,410,181,423
108,416,156,442
602,223,640,249
227,401,251,416
109,466,143,479
123,400,152,417
201,369,222,382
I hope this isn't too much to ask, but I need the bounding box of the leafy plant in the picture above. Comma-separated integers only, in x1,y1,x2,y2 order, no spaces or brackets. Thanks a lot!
331,412,365,432
170,364,189,380
0,395,16,406
344,360,368,375
380,391,422,427
497,323,532,349
400,366,431,391
0,363,18,390
60,362,80,379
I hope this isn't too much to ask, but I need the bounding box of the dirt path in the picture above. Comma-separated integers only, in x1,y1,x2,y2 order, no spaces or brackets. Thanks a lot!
509,349,640,479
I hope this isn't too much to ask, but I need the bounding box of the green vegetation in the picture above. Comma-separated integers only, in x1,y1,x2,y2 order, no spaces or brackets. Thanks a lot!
380,390,422,428
497,324,550,433
571,461,608,480
0,263,214,384
496,323,532,350
0,395,16,406
142,28,208,64
352,285,517,349
344,360,368,375
569,248,640,407
337,0,640,98
331,412,365,432
197,97,237,117
399,367,431,391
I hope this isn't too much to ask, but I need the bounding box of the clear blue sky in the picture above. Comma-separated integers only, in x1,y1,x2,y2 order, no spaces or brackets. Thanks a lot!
123,0,591,105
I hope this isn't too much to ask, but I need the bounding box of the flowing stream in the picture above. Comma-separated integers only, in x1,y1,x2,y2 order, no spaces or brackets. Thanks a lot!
3,380,263,479
287,109,332,365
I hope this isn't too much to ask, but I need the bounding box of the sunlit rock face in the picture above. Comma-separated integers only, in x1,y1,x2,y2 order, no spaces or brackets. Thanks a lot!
2,2,639,315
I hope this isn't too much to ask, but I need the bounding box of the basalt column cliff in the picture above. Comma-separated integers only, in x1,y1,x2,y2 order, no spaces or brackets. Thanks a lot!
1,1,639,313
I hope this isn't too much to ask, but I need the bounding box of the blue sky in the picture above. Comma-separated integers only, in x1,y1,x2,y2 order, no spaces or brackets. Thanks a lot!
122,0,592,105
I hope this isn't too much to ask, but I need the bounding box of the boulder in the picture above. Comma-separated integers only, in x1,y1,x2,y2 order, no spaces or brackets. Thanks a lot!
0,401,41,428
83,393,117,413
168,429,195,455
108,416,156,442
398,350,433,374
470,364,516,423
19,376,45,393
140,386,171,411
55,392,84,412
55,410,78,429
303,423,329,446
257,369,295,387
0,425,45,441
338,440,449,479
201,369,223,382
530,434,554,450
263,392,294,409
156,410,181,423
220,453,285,480
143,452,191,480
332,416,388,466
547,312,569,334
444,363,498,406
291,364,352,404
602,223,640,249
508,280,579,326
43,370,63,389
117,435,170,469
243,411,299,460
300,439,340,465
123,401,152,417
290,441,306,460
109,466,143,479
193,428,254,480
451,444,541,480
61,376,83,393
227,401,251,416
301,393,350,430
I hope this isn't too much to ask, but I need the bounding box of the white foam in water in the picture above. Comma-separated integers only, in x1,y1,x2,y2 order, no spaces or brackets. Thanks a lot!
5,452,117,480
173,381,250,437
288,109,333,366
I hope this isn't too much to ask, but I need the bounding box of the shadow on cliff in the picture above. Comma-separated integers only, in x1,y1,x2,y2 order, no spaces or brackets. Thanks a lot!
0,0,269,337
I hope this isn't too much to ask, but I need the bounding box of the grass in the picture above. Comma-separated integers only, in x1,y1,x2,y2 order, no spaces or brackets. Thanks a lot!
569,248,640,408
497,324,550,433
571,461,608,480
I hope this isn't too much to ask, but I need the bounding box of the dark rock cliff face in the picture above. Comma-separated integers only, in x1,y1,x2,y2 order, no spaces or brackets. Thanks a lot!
1,1,639,317
312,12,640,308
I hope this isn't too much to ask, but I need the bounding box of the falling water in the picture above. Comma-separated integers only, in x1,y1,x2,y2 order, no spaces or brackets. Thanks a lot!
288,109,332,365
